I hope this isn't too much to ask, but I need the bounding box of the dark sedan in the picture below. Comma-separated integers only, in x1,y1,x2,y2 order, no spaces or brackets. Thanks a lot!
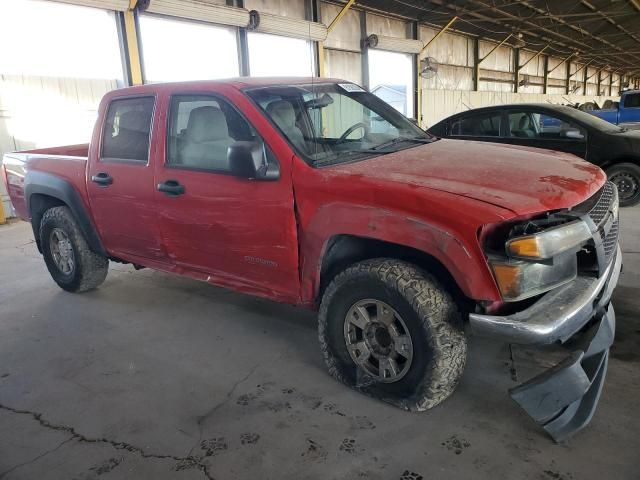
428,104,640,206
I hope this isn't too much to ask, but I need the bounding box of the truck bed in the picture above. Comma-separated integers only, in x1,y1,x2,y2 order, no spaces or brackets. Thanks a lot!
2,144,90,221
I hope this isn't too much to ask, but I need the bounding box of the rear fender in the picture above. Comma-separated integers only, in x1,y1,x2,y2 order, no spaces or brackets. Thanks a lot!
25,171,106,256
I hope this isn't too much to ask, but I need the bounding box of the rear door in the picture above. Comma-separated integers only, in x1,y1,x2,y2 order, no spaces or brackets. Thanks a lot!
87,95,166,261
500,108,588,158
153,89,300,301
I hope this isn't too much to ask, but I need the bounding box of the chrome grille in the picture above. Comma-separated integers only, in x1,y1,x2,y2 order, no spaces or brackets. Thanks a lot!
588,182,615,227
601,219,619,264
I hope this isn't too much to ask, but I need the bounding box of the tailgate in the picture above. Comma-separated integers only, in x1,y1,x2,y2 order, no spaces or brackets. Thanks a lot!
2,153,28,220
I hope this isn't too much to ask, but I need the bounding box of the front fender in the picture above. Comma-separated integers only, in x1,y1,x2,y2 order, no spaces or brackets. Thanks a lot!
298,202,501,305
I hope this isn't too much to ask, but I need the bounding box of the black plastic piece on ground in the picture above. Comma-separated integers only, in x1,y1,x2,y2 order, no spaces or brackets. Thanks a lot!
509,304,615,442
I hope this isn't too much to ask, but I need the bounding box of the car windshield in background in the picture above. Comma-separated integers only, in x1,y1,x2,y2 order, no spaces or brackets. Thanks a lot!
553,105,626,133
245,83,434,166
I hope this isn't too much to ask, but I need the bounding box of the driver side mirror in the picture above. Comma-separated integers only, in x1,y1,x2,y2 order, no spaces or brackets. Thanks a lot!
228,141,280,181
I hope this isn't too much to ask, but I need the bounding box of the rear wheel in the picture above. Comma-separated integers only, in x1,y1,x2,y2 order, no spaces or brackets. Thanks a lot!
318,259,467,411
607,162,640,207
40,206,109,292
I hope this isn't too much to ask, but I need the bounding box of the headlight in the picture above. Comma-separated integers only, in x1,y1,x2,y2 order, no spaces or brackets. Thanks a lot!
490,252,577,301
506,220,591,259
488,220,591,301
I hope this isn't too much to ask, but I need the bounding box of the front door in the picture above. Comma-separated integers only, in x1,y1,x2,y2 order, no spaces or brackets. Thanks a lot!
500,110,588,158
87,95,166,261
154,92,300,301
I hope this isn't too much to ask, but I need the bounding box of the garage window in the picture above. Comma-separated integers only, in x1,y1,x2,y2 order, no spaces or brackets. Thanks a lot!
248,32,315,77
0,0,123,81
368,49,414,118
139,15,240,82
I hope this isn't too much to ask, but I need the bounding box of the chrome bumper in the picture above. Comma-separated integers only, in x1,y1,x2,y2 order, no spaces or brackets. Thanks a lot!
469,244,622,442
469,244,622,344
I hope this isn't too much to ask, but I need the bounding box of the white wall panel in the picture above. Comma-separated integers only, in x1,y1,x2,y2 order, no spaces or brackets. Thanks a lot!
519,50,545,76
324,49,362,85
548,56,569,80
244,0,305,19
422,65,473,91
366,13,409,39
479,40,513,72
419,26,471,67
0,74,116,217
320,2,361,52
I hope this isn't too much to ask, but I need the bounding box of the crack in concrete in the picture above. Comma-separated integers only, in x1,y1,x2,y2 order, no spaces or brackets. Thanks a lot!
189,363,260,457
0,436,74,479
0,403,215,480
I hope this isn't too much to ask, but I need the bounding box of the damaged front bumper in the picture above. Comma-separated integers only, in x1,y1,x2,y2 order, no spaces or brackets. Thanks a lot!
469,244,622,442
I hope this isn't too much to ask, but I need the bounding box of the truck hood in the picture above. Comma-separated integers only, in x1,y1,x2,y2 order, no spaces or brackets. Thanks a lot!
337,139,606,216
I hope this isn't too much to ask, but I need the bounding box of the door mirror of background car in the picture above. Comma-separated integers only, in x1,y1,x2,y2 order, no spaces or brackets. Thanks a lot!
228,141,280,181
564,129,585,140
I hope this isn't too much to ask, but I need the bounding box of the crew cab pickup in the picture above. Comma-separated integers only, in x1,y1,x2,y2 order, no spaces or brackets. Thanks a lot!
2,78,621,441
589,89,640,130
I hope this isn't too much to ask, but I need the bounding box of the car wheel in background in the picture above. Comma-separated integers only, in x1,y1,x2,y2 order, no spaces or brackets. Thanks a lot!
607,162,640,207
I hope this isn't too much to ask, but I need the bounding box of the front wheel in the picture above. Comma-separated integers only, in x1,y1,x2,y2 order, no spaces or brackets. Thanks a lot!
607,162,640,207
40,206,109,292
318,259,467,411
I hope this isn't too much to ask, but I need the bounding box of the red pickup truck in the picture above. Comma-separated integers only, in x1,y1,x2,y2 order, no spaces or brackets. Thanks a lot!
2,78,621,441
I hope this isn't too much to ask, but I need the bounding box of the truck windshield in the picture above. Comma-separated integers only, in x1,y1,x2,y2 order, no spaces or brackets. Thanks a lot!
245,83,435,166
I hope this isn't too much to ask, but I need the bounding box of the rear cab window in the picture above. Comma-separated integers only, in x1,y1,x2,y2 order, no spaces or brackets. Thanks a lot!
624,93,640,108
101,96,155,163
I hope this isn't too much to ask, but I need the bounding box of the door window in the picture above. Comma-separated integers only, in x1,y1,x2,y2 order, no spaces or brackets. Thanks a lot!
101,97,155,162
450,112,501,137
624,93,640,108
508,111,586,141
166,95,261,172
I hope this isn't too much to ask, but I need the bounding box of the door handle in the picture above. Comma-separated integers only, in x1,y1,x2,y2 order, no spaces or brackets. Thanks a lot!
157,180,185,196
91,172,113,186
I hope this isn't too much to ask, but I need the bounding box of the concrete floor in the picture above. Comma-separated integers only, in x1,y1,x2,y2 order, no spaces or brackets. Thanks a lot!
0,207,638,480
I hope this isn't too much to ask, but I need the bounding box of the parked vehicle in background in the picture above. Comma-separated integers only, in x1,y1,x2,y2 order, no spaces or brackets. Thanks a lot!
588,90,640,130
2,78,621,441
428,103,640,206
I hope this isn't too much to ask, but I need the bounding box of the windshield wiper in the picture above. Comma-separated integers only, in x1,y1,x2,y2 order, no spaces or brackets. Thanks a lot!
370,136,433,151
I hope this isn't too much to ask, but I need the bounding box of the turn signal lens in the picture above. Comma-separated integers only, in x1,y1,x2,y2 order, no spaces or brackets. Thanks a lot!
507,237,541,258
506,220,591,260
489,254,577,301
491,264,522,299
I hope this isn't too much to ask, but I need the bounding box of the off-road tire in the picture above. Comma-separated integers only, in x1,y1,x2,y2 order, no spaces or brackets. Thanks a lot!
318,258,467,411
40,206,109,292
607,162,640,207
